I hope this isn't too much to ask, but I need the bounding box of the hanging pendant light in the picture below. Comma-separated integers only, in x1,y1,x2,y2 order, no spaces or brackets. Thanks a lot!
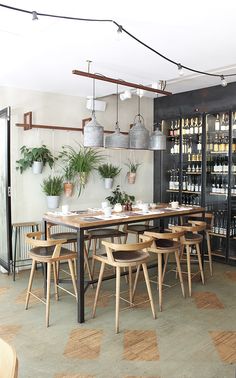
105,84,129,149
84,79,104,147
129,95,149,150
149,121,166,150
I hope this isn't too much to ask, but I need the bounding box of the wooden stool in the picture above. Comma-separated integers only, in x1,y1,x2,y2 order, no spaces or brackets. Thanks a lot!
92,239,156,333
86,227,126,278
173,222,206,296
138,231,185,311
47,223,93,281
25,231,77,327
180,213,213,276
123,221,158,243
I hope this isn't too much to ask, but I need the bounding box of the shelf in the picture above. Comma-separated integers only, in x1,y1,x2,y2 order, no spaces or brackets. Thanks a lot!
210,172,229,175
210,151,229,154
166,189,179,192
229,255,236,261
186,172,202,175
209,192,228,196
211,251,226,259
182,190,201,194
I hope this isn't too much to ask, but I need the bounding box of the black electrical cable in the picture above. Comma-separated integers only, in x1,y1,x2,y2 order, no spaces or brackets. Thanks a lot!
0,2,235,80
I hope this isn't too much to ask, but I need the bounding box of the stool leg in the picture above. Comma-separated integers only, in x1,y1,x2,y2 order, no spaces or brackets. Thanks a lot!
132,265,140,299
84,244,93,282
68,259,78,301
52,262,59,301
91,239,97,277
92,262,105,318
115,266,121,334
128,266,133,306
157,253,163,311
162,253,169,281
186,245,192,296
175,251,185,298
206,232,213,276
142,263,156,319
46,262,51,327
25,259,36,309
196,243,205,284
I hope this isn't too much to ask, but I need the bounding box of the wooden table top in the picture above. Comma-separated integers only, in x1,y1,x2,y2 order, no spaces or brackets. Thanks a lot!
43,204,205,230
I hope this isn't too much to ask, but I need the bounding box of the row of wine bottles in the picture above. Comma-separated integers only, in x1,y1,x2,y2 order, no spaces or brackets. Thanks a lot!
169,117,202,137
169,192,200,206
170,136,202,154
211,211,236,236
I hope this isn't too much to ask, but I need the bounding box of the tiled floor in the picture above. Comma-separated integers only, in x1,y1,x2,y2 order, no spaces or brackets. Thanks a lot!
0,262,236,377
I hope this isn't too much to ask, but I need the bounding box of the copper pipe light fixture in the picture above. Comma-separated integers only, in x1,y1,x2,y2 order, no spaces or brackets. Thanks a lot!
83,79,104,147
129,95,149,150
105,84,129,149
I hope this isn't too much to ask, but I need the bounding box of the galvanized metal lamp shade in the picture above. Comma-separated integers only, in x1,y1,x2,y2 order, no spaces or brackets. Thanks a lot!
149,129,166,150
129,115,149,150
83,113,104,147
105,125,129,149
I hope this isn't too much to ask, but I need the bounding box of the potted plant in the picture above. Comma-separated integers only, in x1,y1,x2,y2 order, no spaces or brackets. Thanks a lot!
106,185,135,208
62,165,76,197
16,145,55,174
125,159,141,184
98,163,121,189
41,175,64,209
59,144,104,196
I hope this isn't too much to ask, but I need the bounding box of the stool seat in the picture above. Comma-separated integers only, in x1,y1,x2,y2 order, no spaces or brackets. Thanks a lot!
87,228,126,238
185,233,203,242
29,246,76,260
155,239,178,249
126,224,158,233
113,250,149,263
50,232,89,242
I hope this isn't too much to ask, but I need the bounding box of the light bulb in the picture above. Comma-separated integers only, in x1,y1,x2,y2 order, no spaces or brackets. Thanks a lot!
221,75,227,87
178,64,184,76
116,25,123,41
137,89,144,97
32,11,38,21
124,90,131,99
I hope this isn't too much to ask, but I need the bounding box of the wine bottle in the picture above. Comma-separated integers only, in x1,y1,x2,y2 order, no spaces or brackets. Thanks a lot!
215,114,220,131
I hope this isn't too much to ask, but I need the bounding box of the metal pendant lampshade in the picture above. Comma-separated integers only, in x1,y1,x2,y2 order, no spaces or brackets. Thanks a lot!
149,128,166,150
105,84,129,149
83,113,104,147
129,115,149,150
105,125,129,149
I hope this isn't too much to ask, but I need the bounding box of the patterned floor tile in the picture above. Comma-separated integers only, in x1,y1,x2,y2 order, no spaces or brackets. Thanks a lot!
16,288,44,304
193,291,224,309
64,328,103,359
210,331,236,363
0,325,21,343
123,330,159,361
54,374,95,378
85,290,111,308
225,271,236,281
0,287,9,295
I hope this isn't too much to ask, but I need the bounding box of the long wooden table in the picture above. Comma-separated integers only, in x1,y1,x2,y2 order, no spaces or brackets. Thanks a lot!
43,204,205,323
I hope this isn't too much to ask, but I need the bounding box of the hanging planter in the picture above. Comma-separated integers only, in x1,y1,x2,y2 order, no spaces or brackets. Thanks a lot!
125,159,141,185
16,145,55,174
63,182,74,197
98,163,121,190
46,195,60,210
78,172,88,187
32,161,43,174
127,172,136,184
41,175,63,210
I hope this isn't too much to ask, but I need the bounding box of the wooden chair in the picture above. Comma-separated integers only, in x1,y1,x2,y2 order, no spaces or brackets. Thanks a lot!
47,222,93,281
180,213,213,276
25,231,77,327
92,239,156,333
86,227,127,278
138,231,185,311
0,337,18,378
172,222,206,296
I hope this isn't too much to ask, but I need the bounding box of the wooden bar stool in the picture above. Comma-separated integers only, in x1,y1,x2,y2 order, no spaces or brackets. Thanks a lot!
92,239,156,333
25,231,78,327
136,231,185,311
180,213,213,276
47,223,93,281
172,221,206,296
123,221,158,243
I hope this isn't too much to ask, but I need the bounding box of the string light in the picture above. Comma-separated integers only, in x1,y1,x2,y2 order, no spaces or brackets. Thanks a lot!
178,64,184,76
221,75,227,87
0,3,235,84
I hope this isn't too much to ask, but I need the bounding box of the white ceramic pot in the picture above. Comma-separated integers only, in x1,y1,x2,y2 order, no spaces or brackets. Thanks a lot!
32,161,43,174
113,203,123,212
104,178,113,189
127,172,136,184
46,195,60,210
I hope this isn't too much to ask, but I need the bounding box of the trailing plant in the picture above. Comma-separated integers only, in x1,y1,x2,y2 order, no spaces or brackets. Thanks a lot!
16,145,55,174
106,185,135,206
41,175,64,196
98,163,121,179
125,159,141,173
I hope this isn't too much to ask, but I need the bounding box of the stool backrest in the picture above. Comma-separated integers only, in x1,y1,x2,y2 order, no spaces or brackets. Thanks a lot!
0,338,18,378
102,239,153,263
25,232,67,258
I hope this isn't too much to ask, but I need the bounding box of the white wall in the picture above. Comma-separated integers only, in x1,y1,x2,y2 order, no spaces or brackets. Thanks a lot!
0,86,154,222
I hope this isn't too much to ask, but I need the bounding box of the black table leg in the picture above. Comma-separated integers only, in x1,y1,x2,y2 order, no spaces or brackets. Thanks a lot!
77,228,85,323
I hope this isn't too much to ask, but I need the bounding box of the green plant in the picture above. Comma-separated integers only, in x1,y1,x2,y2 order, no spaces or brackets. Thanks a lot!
62,165,75,182
106,185,135,206
16,145,55,174
98,163,121,179
41,175,64,196
125,159,141,173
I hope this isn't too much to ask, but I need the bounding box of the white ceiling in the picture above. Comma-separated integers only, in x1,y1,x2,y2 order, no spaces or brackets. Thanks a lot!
1,0,236,98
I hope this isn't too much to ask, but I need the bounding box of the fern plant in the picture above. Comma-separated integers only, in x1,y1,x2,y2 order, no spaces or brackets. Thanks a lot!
41,175,64,196
98,163,121,179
